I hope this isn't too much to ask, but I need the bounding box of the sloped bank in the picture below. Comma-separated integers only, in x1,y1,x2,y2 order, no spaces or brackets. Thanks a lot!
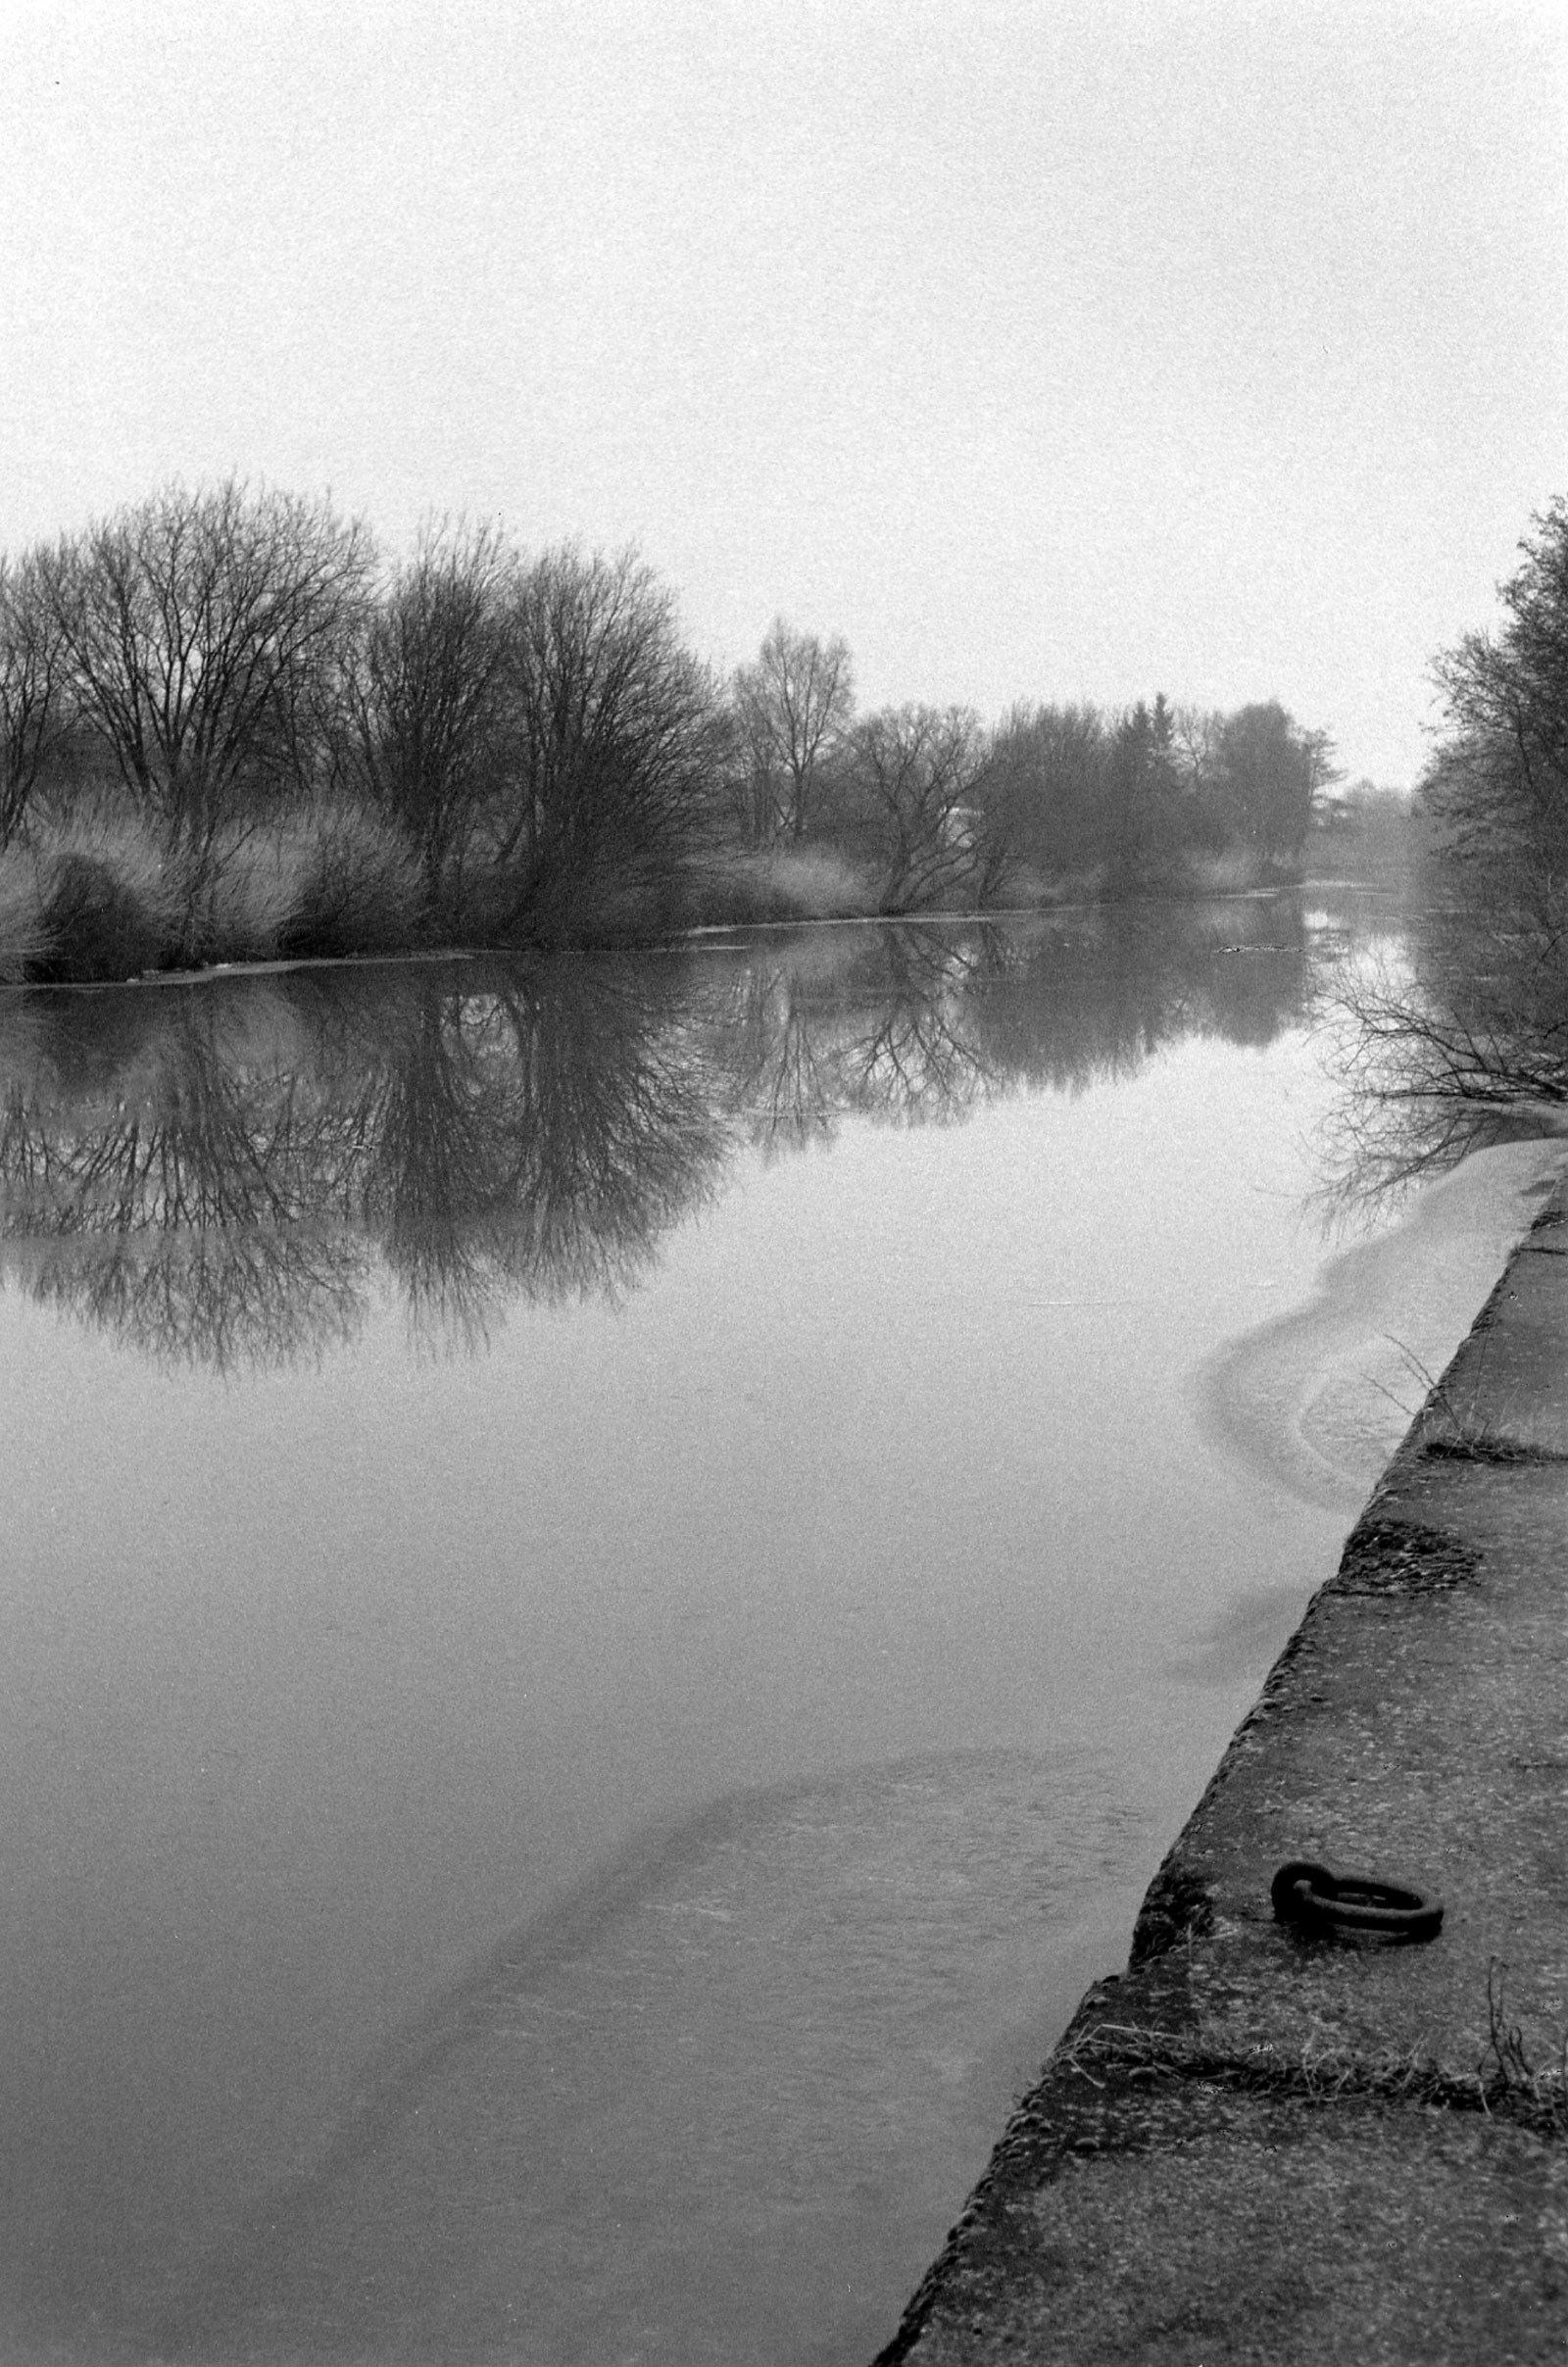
873,1186,1568,2366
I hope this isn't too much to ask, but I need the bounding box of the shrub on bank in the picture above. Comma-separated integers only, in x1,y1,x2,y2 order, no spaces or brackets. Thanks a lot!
184,824,310,964
35,852,172,981
445,843,881,949
281,806,425,956
185,807,426,964
27,814,180,982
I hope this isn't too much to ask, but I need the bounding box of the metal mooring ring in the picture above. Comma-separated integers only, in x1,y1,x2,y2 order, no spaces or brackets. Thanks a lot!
1271,1857,1444,1943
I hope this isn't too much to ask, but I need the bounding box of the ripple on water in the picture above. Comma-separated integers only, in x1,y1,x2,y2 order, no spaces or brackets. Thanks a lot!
142,1750,1154,2367
1190,1142,1568,1514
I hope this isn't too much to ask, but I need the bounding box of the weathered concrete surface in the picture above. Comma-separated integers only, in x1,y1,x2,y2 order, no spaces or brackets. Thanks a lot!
874,1193,1568,2365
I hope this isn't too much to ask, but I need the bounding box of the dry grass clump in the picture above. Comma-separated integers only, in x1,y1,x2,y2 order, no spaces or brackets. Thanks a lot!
687,845,875,929
455,844,882,948
189,805,422,961
183,823,310,963
185,807,426,964
0,799,429,983
0,849,46,984
278,804,424,956
1054,1959,1568,2138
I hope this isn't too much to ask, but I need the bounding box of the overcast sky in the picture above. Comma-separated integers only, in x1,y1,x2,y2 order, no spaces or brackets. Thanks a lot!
3,0,1564,784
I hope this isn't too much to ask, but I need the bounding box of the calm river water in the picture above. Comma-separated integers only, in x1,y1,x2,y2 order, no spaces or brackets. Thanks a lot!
0,892,1557,2365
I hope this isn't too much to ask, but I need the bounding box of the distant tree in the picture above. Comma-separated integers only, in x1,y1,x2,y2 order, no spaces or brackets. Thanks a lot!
974,702,1110,885
1103,697,1184,890
1301,727,1343,826
732,618,854,843
846,703,992,911
1170,704,1225,798
490,547,725,935
0,550,68,844
1212,702,1333,863
342,521,516,908
42,479,373,846
1163,703,1240,852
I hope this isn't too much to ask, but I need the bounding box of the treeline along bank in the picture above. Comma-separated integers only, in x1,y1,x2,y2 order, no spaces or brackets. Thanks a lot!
0,479,1342,981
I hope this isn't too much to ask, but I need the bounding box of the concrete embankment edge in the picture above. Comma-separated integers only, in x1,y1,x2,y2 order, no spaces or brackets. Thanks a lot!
872,1187,1568,2366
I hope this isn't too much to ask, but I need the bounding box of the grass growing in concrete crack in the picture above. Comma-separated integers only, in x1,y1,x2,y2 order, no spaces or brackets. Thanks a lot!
1373,1333,1568,1464
1476,1957,1568,2126
1374,1335,1511,1458
1052,1961,1568,2138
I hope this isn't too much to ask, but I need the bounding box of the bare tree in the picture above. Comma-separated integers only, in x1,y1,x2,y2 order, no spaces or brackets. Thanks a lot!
732,618,854,843
1170,703,1224,794
44,479,374,846
971,702,1111,886
0,550,69,844
341,521,516,909
491,547,725,936
847,704,992,912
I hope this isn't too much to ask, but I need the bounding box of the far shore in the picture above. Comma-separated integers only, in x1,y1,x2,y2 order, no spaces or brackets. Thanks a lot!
0,825,1394,994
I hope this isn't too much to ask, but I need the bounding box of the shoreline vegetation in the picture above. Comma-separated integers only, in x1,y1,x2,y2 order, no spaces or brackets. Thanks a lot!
0,478,1363,987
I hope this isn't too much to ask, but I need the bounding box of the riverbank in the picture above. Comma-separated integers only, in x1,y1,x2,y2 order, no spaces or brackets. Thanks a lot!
0,805,1318,986
873,1176,1568,2365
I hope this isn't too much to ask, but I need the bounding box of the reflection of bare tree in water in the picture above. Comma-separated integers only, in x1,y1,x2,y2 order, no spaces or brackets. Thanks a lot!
349,962,732,1344
718,960,842,1154
839,928,997,1120
0,962,733,1367
1321,899,1568,1219
22,1233,370,1372
715,925,1001,1154
0,903,1316,1370
0,994,373,1369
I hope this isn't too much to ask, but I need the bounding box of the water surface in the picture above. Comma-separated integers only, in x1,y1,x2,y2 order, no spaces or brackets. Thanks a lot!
0,896,1548,2363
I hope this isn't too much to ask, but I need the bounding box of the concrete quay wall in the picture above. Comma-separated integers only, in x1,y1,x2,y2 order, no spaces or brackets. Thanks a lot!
873,1188,1568,2366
